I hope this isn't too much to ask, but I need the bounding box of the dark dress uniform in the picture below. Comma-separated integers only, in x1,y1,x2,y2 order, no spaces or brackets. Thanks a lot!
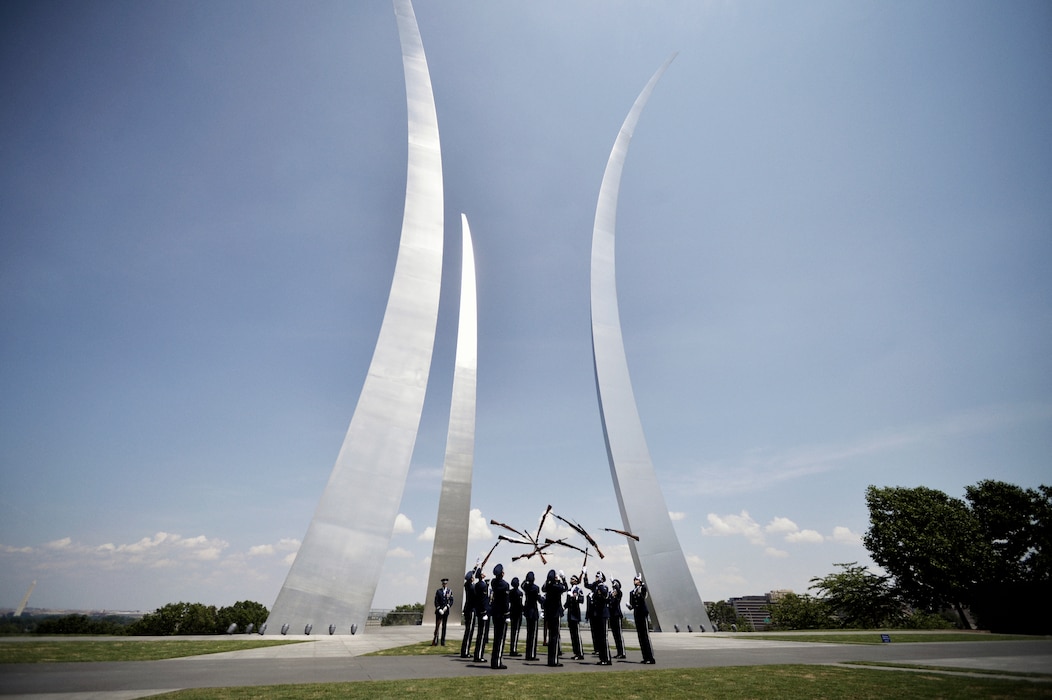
608,578,627,658
508,576,524,656
565,577,585,659
628,575,655,663
584,571,611,664
432,579,454,645
489,564,510,669
522,571,541,660
473,571,490,662
541,569,567,667
460,570,476,658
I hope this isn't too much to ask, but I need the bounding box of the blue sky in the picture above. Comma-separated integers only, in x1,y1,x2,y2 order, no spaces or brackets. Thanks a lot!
2,0,1050,613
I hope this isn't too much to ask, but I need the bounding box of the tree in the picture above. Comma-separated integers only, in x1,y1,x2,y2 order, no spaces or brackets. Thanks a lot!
705,601,753,632
216,601,269,634
863,485,985,628
129,602,219,635
381,603,423,626
765,592,834,630
808,562,903,629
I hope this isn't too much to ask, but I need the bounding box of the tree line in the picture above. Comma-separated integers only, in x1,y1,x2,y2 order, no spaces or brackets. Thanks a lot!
765,479,1050,634
3,601,269,636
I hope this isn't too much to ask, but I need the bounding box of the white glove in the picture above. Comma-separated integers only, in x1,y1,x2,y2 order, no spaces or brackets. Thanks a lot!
582,567,587,576
558,570,565,579
482,614,488,621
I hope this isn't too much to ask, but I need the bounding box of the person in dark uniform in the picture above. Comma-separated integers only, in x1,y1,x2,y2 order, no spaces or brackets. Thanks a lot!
432,577,454,646
564,574,585,660
584,570,611,665
489,563,510,669
473,568,491,662
460,570,476,658
541,569,567,667
522,570,541,661
627,572,655,664
507,576,524,656
608,578,627,659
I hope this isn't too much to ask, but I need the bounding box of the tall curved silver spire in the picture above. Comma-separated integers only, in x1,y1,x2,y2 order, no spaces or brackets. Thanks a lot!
423,214,477,623
267,0,444,634
590,54,712,633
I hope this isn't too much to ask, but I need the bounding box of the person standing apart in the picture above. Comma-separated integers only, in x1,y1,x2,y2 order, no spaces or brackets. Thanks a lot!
459,570,476,658
432,577,454,646
522,571,541,661
489,563,510,669
541,569,567,667
628,573,655,664
608,578,626,659
507,576,524,656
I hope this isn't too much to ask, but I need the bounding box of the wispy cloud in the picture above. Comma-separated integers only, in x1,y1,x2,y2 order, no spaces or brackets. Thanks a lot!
673,403,1052,496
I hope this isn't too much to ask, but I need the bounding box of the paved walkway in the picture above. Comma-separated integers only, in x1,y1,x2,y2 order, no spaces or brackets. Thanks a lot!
1,629,1050,698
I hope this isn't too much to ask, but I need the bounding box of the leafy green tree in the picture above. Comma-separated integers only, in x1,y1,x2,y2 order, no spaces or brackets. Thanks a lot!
216,601,269,633
808,562,903,629
128,602,219,635
381,603,423,626
35,614,130,635
863,485,985,627
705,601,753,632
765,592,834,630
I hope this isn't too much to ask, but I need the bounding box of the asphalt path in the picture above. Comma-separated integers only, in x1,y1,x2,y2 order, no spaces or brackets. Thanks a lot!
1,629,1050,698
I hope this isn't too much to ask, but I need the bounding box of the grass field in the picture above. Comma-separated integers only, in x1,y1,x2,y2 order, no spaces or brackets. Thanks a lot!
149,665,1052,699
0,638,304,663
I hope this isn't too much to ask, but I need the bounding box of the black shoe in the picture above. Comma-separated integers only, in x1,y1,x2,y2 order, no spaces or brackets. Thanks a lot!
526,656,540,661
491,664,508,670
508,652,522,657
645,659,656,664
547,662,563,667
615,654,627,659
572,655,584,660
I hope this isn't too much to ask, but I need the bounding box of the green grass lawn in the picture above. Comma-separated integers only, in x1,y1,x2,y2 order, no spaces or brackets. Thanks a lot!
0,639,304,663
740,631,1037,644
149,665,1052,699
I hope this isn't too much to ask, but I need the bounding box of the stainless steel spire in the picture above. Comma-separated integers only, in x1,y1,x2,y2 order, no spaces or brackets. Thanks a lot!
590,54,713,633
423,214,477,624
266,0,444,634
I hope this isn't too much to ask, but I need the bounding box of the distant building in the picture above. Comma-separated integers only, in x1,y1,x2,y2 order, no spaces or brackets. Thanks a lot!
729,590,793,631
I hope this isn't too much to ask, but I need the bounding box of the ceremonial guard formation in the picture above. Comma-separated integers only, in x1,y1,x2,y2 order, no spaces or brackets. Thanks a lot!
432,577,453,646
447,507,661,671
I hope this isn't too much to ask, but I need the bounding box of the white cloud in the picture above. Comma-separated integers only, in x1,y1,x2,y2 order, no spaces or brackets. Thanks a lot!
418,526,436,542
248,544,274,556
765,517,798,534
764,547,789,558
387,546,413,559
785,529,824,544
393,513,414,535
468,508,493,540
45,537,72,550
831,526,862,544
701,511,764,545
669,511,686,521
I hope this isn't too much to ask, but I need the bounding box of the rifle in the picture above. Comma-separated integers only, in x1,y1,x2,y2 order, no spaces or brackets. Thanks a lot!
553,513,605,559
511,540,553,562
603,527,640,541
477,539,500,572
490,519,528,538
497,534,535,547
